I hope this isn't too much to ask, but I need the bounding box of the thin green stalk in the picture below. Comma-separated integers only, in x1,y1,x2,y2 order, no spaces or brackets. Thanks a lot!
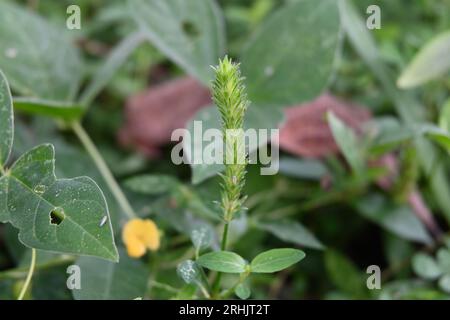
17,249,36,300
71,121,136,219
220,222,230,251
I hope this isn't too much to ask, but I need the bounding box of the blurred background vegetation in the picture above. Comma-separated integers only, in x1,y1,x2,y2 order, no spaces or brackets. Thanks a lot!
0,0,450,299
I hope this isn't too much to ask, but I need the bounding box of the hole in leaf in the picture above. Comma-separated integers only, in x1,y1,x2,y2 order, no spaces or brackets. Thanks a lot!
49,207,65,225
181,21,200,38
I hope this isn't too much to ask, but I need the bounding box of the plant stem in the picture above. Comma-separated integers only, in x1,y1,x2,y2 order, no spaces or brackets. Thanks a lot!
17,249,36,300
71,121,136,219
220,222,230,251
211,222,230,297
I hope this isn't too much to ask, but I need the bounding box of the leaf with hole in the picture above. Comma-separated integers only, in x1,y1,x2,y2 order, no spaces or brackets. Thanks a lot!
197,251,247,273
0,144,118,261
128,0,225,85
250,248,305,273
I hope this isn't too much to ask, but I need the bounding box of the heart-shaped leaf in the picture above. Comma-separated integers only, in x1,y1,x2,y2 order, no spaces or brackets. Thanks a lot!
0,70,13,167
197,251,247,273
0,2,83,101
250,248,305,273
241,0,341,106
0,144,118,262
128,0,225,85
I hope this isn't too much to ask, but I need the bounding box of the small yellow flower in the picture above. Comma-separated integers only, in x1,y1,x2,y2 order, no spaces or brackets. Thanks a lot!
122,218,160,258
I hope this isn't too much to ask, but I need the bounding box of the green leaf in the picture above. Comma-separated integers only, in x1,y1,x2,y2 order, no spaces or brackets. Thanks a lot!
0,1,83,101
438,274,450,294
235,282,251,300
73,248,149,300
128,0,225,85
13,97,85,121
421,125,450,153
124,174,178,195
191,225,214,251
250,248,305,273
177,260,205,286
327,112,364,174
324,249,367,298
0,70,13,167
0,144,118,262
412,253,442,280
340,0,450,223
278,157,328,180
398,31,450,88
187,105,284,184
241,0,341,106
79,31,146,106
197,251,247,273
436,249,450,273
369,118,416,154
256,220,324,250
439,99,450,132
356,195,432,245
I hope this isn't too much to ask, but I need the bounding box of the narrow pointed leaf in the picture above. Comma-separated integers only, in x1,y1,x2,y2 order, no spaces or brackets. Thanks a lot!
0,70,13,167
13,97,85,121
398,31,450,88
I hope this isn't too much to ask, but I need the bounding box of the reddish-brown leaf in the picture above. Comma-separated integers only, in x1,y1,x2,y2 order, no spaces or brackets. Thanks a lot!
278,94,371,158
119,77,211,156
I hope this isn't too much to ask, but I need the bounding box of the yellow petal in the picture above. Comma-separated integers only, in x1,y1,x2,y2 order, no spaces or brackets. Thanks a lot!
126,236,146,258
141,219,160,251
122,218,160,258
